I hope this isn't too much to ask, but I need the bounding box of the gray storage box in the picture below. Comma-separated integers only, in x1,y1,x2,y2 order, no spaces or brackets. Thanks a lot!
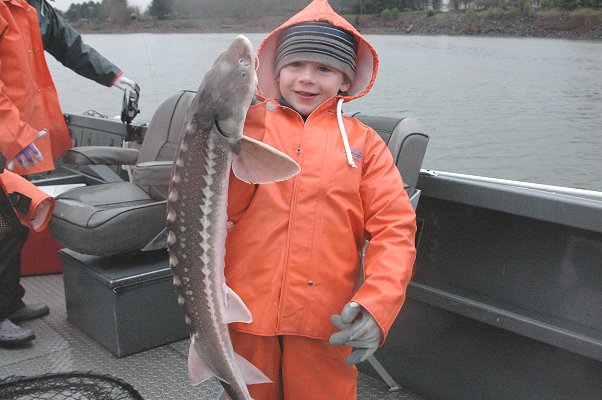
61,248,188,357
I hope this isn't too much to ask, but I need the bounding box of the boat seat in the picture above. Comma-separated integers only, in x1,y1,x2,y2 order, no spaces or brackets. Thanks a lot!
352,114,429,208
49,91,196,256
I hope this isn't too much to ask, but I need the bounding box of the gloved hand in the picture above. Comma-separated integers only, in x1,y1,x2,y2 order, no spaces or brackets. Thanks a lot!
329,301,383,365
8,130,46,171
113,75,137,91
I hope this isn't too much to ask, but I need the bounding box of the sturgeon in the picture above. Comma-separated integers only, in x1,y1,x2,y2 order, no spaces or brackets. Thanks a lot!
166,35,300,399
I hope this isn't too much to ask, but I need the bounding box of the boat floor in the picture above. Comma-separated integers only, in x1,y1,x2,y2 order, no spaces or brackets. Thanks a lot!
0,274,424,400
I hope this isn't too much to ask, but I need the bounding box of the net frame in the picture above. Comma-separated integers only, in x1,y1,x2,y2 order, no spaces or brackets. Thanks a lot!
0,371,144,400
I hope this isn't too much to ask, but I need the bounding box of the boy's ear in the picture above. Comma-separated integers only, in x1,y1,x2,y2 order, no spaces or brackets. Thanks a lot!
340,76,351,93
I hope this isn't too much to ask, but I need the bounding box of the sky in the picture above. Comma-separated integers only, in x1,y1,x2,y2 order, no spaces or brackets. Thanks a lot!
52,0,152,13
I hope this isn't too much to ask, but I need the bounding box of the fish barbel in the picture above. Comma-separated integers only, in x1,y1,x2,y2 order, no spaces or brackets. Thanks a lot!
166,35,300,399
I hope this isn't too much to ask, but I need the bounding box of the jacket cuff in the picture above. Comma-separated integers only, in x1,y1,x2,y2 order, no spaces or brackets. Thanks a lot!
351,299,388,345
108,70,124,87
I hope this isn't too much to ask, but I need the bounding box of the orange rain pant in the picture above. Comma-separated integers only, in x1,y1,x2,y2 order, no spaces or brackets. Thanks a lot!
230,330,358,400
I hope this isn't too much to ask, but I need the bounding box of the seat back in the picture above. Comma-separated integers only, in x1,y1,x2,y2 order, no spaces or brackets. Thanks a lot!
134,90,196,199
353,114,429,202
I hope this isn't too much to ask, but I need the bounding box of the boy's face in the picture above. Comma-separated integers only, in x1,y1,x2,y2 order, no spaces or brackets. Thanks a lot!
277,61,351,117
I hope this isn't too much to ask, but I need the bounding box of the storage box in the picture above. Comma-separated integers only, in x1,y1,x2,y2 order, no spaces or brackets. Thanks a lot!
61,248,188,357
21,228,63,276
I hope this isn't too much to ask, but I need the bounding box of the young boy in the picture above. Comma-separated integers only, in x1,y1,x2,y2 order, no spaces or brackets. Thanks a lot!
225,1,417,398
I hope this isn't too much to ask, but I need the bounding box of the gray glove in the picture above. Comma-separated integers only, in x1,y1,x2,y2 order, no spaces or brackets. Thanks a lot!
329,301,382,365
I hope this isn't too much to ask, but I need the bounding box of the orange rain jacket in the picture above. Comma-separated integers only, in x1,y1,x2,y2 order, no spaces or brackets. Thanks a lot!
0,169,54,231
0,0,122,175
226,0,417,341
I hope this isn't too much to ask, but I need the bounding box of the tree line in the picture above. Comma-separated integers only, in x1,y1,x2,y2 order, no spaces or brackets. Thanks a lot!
62,0,601,23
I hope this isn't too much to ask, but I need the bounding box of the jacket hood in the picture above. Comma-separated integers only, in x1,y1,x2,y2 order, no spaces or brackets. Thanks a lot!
256,0,378,102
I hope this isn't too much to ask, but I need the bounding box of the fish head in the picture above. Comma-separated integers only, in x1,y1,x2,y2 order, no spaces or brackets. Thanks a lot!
204,35,258,140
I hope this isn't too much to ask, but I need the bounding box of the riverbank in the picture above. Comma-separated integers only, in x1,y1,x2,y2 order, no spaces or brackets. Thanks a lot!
71,9,602,41
367,8,602,40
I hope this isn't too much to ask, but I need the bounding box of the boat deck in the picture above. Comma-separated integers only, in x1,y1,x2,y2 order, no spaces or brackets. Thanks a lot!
0,274,424,400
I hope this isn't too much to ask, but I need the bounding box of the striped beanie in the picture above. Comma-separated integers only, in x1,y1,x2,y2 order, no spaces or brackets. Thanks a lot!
274,22,358,82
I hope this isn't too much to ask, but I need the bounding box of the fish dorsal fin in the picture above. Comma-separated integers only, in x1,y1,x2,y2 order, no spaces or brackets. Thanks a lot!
189,342,224,386
224,285,252,324
235,352,272,385
232,136,300,184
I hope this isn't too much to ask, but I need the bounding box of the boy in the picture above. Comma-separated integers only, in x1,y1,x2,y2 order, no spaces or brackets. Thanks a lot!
225,1,417,398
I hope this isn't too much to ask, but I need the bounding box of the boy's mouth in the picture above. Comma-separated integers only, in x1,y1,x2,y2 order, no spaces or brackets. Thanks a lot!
295,90,317,98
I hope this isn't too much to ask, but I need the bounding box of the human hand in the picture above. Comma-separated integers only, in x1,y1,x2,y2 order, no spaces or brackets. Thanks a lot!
329,301,383,365
8,130,46,171
114,75,137,91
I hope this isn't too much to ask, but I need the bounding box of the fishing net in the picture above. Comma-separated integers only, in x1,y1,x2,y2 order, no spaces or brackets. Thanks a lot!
0,372,144,400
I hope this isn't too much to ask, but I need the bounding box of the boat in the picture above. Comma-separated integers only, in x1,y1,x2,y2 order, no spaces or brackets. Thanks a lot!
0,89,600,400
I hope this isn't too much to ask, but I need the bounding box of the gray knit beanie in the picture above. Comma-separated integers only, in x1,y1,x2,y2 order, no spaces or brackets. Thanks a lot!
274,22,358,82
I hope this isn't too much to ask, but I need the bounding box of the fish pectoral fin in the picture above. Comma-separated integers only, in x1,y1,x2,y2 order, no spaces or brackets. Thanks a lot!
232,136,300,184
188,342,227,386
224,285,253,324
235,352,272,385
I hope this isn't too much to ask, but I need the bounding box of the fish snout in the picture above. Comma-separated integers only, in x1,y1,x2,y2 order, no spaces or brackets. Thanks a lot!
238,57,252,69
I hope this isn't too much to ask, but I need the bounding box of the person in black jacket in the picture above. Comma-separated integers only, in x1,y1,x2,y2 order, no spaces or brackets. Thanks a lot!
0,0,138,346
32,0,136,90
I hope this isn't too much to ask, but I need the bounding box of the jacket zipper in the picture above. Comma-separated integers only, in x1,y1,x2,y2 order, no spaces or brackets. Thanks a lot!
275,110,305,333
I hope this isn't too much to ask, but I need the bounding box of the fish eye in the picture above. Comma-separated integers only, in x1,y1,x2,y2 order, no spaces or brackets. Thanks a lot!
239,58,244,64
241,71,247,78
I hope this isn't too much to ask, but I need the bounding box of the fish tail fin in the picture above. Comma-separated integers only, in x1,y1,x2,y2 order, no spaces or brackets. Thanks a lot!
188,342,271,387
235,352,272,385
232,136,300,184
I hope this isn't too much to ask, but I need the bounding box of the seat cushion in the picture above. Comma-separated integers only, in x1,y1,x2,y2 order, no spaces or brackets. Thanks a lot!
50,182,167,256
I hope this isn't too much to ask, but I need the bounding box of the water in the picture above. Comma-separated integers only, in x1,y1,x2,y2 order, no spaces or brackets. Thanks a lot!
47,33,602,191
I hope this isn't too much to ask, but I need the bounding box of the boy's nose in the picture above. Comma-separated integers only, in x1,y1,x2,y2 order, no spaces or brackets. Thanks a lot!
298,67,315,82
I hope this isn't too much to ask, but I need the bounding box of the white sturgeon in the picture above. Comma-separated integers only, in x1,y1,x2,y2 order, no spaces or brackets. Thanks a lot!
166,35,300,399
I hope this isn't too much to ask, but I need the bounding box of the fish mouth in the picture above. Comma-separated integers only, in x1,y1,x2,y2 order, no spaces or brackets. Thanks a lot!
214,118,232,138
214,117,244,141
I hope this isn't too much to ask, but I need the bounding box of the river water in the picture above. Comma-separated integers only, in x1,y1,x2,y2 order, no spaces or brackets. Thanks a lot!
47,33,602,191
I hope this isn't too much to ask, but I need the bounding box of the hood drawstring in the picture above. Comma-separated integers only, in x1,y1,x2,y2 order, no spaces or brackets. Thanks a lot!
336,98,357,168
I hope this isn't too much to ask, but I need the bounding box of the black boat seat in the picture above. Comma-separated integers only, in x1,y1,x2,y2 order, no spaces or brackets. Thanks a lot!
352,114,429,208
49,91,429,257
49,91,196,256
50,182,166,255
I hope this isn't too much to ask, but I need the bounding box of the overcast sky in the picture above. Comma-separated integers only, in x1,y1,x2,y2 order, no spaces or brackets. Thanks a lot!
52,0,152,12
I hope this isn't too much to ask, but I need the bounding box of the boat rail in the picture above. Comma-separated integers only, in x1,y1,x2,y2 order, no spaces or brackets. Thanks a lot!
424,169,602,201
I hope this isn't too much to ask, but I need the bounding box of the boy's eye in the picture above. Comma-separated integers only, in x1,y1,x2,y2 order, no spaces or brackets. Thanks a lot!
318,65,332,73
289,61,302,67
